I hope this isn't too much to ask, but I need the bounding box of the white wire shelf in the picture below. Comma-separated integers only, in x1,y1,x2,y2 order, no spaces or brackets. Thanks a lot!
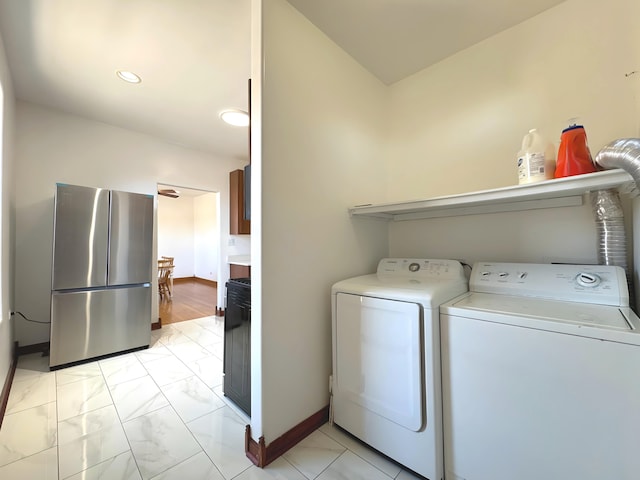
349,169,638,221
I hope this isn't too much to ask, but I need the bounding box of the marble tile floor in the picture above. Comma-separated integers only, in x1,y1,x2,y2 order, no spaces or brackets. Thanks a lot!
0,316,422,480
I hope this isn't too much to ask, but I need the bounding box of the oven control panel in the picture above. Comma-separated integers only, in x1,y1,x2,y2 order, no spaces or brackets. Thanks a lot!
471,262,629,306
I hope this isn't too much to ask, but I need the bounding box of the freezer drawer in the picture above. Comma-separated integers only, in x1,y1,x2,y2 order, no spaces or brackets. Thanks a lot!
50,285,151,368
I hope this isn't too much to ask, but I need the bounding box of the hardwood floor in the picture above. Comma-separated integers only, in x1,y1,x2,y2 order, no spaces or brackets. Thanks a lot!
159,277,218,325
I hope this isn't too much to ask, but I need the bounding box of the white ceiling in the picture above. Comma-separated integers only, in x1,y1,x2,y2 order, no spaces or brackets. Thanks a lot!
288,0,567,85
0,0,566,161
0,0,252,160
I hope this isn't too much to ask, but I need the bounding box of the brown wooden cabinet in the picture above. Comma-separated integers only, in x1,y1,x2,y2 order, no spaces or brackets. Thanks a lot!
230,169,250,234
230,264,250,279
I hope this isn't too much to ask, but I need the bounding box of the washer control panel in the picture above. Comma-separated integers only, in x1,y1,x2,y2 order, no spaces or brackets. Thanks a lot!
471,262,629,306
377,258,465,280
576,272,602,288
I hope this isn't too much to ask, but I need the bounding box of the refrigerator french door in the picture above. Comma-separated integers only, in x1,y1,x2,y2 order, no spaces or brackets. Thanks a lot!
50,184,153,369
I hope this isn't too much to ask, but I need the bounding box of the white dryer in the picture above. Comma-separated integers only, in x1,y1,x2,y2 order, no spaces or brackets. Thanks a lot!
440,262,640,480
331,258,468,480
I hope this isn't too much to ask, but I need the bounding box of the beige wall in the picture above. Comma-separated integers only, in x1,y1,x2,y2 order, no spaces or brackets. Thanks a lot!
194,193,219,282
253,0,389,441
158,195,197,278
387,0,640,268
387,0,640,201
254,0,640,444
0,24,15,396
13,102,245,346
158,192,218,281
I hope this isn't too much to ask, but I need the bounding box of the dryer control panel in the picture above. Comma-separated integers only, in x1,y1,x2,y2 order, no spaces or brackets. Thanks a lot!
377,258,465,280
471,262,629,307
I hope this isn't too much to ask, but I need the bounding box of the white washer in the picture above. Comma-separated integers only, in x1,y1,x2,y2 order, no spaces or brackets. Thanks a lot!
331,258,468,480
440,262,640,480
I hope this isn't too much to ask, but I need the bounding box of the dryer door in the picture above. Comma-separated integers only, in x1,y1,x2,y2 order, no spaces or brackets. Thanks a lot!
335,293,424,431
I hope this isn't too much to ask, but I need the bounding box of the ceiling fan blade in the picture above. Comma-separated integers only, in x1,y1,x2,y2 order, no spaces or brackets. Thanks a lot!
158,189,180,198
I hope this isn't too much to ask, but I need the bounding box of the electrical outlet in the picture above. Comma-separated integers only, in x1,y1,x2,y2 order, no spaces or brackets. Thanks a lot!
228,238,236,246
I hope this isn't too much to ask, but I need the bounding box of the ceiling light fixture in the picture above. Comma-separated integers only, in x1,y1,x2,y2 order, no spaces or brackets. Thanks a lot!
116,70,142,84
220,109,250,127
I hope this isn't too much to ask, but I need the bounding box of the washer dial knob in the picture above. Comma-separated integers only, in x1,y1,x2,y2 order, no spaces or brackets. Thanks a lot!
576,272,601,288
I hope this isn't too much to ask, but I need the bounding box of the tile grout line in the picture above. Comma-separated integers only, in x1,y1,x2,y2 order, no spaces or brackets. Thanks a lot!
3,317,412,480
320,425,402,479
136,352,201,480
134,322,232,480
98,357,145,480
154,354,227,480
55,365,61,480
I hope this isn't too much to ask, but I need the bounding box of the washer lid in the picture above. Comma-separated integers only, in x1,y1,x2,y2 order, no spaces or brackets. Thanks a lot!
441,292,640,345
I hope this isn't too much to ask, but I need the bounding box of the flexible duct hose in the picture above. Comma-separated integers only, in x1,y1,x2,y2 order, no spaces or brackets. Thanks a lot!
591,189,628,271
593,138,640,308
595,138,640,184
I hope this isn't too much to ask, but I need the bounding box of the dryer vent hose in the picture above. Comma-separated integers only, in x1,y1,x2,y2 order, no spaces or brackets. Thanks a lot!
595,138,640,184
593,138,640,309
591,189,628,272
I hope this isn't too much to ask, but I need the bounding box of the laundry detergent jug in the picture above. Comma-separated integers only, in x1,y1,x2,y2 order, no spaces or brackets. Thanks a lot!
554,122,596,178
517,129,556,185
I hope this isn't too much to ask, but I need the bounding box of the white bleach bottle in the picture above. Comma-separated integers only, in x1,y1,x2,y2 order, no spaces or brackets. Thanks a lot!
517,129,556,184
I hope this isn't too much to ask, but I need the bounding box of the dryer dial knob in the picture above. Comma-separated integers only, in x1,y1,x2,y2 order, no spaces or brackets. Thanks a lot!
576,272,601,288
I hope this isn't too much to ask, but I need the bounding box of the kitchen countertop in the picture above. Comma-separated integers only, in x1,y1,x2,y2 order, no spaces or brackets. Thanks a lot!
228,255,251,266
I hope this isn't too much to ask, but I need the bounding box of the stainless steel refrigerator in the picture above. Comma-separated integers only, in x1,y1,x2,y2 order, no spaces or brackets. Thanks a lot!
50,183,153,369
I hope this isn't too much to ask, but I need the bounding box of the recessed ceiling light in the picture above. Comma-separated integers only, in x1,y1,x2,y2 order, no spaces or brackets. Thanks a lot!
220,109,249,127
116,70,142,84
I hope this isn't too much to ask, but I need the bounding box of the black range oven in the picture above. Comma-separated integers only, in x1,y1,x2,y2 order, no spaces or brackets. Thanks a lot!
223,277,251,415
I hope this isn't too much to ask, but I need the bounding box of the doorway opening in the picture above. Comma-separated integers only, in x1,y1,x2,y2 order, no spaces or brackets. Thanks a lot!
157,183,220,324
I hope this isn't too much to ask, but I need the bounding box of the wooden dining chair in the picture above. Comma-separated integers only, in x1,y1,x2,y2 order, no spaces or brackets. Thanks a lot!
160,256,175,292
158,260,174,300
